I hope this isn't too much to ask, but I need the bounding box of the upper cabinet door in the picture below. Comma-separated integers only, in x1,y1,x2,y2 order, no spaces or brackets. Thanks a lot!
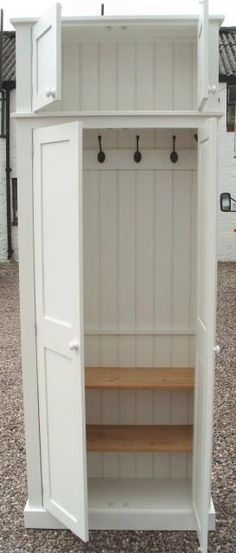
32,3,61,111
198,0,209,110
193,118,217,553
33,121,88,541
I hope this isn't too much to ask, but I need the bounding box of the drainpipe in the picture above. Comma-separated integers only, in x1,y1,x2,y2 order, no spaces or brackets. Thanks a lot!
5,84,13,259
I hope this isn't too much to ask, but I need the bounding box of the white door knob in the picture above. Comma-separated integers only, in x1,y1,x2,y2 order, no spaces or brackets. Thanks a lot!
208,85,217,94
46,89,56,98
213,345,220,354
69,341,79,352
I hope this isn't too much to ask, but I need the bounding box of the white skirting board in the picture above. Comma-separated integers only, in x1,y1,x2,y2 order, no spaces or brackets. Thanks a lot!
24,501,65,529
24,478,215,532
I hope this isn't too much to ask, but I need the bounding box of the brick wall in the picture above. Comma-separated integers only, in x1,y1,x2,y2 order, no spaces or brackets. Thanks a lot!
0,89,18,262
218,84,236,261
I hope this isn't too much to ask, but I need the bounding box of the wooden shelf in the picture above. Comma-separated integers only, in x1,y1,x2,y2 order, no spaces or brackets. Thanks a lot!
85,367,194,390
87,425,193,452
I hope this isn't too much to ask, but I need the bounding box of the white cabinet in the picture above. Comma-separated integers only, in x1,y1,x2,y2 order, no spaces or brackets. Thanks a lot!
12,5,223,553
12,1,221,113
29,121,217,553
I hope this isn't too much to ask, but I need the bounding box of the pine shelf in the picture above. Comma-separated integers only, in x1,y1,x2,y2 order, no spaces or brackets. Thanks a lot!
85,366,194,390
87,424,193,452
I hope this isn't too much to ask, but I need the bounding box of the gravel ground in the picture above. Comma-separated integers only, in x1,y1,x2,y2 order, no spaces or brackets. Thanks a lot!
0,261,235,553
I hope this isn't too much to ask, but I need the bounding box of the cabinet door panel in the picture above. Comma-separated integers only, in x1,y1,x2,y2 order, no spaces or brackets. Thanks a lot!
32,3,61,111
34,122,88,541
193,118,217,553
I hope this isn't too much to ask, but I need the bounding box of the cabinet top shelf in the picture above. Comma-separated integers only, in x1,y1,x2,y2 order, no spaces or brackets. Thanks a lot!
85,367,194,390
11,14,224,26
11,13,224,45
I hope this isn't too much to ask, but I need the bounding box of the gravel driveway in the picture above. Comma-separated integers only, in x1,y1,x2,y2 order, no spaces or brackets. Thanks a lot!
0,261,235,553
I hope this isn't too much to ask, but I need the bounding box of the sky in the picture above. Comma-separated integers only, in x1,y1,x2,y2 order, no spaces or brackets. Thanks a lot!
1,0,236,29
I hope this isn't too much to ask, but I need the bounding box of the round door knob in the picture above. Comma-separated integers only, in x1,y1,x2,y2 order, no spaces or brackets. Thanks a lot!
46,89,56,98
208,85,217,94
213,345,220,354
69,341,79,352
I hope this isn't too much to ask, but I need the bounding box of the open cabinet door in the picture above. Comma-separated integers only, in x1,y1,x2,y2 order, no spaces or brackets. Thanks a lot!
32,3,61,111
193,118,218,553
33,122,88,541
198,0,209,110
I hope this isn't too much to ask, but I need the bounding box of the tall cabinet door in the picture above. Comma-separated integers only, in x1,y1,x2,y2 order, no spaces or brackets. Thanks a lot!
193,118,218,553
32,3,61,111
33,122,88,541
198,0,209,110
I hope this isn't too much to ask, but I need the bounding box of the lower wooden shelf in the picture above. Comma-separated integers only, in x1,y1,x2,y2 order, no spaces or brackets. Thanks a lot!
85,366,194,390
87,424,193,452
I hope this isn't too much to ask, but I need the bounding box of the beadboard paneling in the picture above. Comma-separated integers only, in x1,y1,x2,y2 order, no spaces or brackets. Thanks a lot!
84,134,196,479
60,41,197,111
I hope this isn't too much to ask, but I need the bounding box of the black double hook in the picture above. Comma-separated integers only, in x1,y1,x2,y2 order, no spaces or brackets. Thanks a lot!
97,135,106,163
170,135,178,164
134,135,142,163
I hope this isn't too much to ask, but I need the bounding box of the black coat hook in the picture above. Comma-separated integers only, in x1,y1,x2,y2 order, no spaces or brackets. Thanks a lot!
97,135,106,163
170,135,178,164
134,135,142,163
194,133,198,143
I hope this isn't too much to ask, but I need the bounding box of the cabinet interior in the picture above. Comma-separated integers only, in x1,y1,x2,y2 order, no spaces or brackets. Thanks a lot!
82,128,197,517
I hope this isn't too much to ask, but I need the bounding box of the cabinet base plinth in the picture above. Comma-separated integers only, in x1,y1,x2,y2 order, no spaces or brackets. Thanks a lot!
24,501,65,529
24,496,215,532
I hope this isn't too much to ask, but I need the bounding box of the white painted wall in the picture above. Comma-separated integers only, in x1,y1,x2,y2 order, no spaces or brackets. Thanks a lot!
218,84,236,261
0,89,18,262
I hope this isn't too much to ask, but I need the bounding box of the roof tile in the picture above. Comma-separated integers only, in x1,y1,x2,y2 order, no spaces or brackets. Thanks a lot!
219,28,236,81
1,31,15,84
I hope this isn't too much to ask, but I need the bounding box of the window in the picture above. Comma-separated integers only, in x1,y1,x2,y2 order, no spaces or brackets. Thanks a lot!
227,83,236,132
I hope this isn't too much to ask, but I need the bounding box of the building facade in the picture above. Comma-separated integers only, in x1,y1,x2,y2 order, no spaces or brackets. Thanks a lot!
0,31,17,262
218,28,236,261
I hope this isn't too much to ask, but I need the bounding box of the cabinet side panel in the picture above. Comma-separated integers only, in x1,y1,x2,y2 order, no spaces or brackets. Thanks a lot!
17,121,43,504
